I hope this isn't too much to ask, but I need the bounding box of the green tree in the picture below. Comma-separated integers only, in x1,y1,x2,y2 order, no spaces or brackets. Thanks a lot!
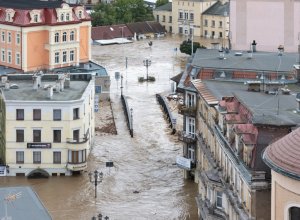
91,0,154,26
179,40,206,55
156,0,169,7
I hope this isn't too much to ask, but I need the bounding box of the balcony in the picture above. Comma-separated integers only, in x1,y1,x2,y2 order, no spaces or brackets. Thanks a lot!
67,162,87,171
178,131,196,143
178,105,196,117
66,137,89,151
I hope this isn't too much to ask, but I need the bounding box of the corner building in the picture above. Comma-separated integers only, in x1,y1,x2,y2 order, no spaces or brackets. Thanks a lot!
0,73,95,176
0,0,91,72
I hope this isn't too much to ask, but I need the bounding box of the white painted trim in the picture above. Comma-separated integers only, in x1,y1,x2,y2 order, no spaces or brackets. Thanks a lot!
284,203,300,220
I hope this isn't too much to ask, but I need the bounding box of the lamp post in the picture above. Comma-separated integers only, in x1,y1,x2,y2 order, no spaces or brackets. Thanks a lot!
88,170,103,198
143,59,151,81
120,73,123,96
190,25,194,56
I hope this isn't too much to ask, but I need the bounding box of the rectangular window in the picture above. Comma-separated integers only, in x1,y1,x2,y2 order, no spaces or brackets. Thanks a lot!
16,151,24,164
53,109,61,121
212,20,215,27
219,32,223,38
156,15,159,22
16,109,24,120
216,191,223,208
33,130,41,142
219,21,223,27
179,11,183,19
53,130,61,143
33,151,41,164
15,52,20,65
1,31,5,42
55,52,59,64
62,51,67,63
7,50,11,63
179,27,183,34
204,19,208,27
190,13,194,21
169,16,172,23
73,129,79,141
33,109,41,120
162,15,165,22
7,32,11,43
184,12,188,20
16,33,20,44
53,152,61,164
73,108,79,120
1,49,5,62
68,149,86,164
16,129,24,142
70,50,74,62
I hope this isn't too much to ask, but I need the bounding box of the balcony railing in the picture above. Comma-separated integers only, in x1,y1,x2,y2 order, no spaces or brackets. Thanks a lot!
67,161,87,171
178,105,197,117
178,131,196,143
66,137,88,144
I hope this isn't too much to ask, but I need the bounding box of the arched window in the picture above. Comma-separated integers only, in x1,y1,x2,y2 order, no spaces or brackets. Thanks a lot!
66,13,70,21
70,31,74,41
62,32,67,42
54,33,59,43
34,14,38,22
290,207,300,220
60,13,64,21
78,11,82,19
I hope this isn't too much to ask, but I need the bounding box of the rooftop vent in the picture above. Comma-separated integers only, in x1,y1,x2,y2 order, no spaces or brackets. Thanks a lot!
219,49,225,59
247,50,253,59
234,52,243,56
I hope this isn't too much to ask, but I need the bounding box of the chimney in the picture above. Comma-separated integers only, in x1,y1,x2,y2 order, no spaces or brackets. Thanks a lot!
247,50,253,59
47,86,53,99
4,80,10,90
33,75,38,90
251,40,257,52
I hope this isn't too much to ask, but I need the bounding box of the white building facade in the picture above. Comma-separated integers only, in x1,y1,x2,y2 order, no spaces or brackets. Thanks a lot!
0,73,95,176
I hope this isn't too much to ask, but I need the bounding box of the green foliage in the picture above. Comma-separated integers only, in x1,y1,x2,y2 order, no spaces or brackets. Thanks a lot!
156,0,169,7
179,40,206,55
91,0,154,26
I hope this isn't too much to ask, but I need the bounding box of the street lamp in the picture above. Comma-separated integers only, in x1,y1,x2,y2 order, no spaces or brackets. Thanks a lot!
120,73,123,96
91,213,109,220
143,59,151,81
88,170,103,198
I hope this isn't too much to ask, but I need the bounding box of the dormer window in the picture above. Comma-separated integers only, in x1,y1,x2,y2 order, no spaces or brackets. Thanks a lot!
30,10,41,23
75,6,85,19
56,3,73,22
61,13,65,21
66,13,70,21
5,9,15,22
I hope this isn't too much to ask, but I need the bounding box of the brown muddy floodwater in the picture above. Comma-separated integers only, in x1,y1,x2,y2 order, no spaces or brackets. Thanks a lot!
0,35,199,220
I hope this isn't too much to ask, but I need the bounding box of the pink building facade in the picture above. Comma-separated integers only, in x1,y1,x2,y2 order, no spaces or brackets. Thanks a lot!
230,0,300,52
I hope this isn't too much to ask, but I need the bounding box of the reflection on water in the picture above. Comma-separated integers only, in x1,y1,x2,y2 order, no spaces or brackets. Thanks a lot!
0,35,198,220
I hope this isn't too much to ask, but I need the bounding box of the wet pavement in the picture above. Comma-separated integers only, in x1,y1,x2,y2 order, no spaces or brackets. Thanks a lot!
0,35,198,220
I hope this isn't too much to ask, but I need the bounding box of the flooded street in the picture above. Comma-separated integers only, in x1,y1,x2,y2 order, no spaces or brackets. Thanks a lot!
0,35,199,220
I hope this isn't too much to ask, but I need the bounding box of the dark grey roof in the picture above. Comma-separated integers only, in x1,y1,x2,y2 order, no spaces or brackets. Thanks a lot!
203,1,229,16
204,80,300,126
154,2,172,11
192,49,299,72
0,186,51,220
0,0,63,9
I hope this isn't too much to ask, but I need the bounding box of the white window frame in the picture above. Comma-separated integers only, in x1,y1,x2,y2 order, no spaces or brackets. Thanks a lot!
70,50,74,62
1,49,5,62
54,33,59,43
186,92,196,107
70,31,74,41
15,52,20,65
16,33,20,45
54,52,59,64
7,50,12,64
7,32,11,43
62,32,67,42
187,145,195,162
1,31,5,42
62,51,67,63
216,191,223,209
186,117,195,137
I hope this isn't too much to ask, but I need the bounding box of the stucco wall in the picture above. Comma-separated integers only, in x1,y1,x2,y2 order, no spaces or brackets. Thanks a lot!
271,170,300,220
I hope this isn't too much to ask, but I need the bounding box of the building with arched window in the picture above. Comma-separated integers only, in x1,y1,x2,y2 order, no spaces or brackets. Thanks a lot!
0,1,91,72
263,128,300,220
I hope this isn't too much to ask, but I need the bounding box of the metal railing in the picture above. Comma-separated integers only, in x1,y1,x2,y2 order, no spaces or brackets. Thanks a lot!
121,94,133,137
66,137,88,144
156,94,176,134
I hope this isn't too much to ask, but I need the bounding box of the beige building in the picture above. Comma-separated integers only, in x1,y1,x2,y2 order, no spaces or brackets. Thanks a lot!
263,127,300,220
0,73,95,177
202,0,229,46
153,2,173,33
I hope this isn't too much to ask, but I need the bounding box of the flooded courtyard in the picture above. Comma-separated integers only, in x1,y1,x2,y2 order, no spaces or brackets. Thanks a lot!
0,35,199,220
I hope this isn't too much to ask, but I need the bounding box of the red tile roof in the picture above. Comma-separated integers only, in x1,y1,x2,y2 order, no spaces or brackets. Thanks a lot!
91,25,133,40
191,79,218,105
263,127,300,180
